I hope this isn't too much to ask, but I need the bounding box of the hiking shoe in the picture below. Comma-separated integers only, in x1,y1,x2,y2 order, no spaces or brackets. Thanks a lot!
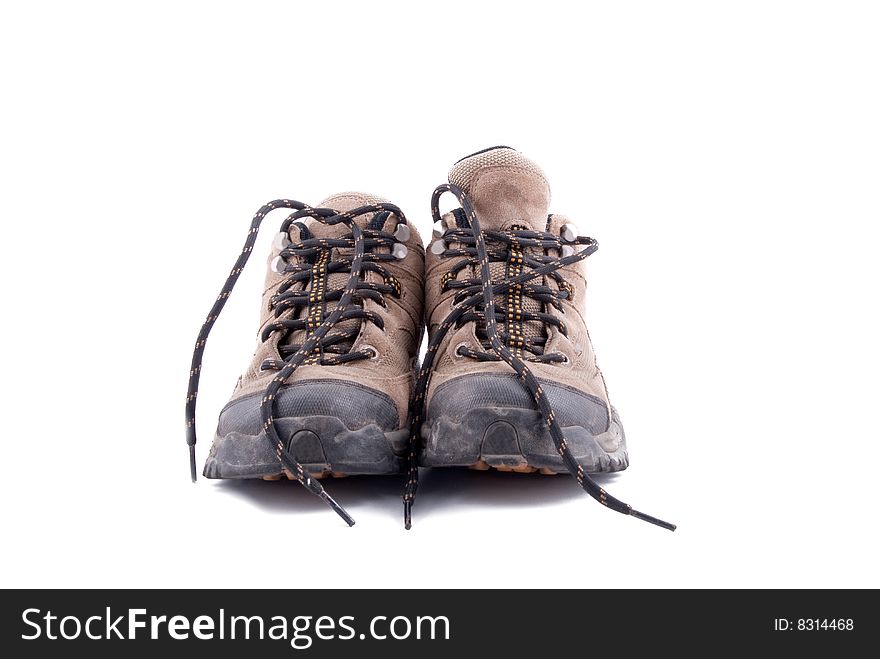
187,193,424,524
403,147,674,530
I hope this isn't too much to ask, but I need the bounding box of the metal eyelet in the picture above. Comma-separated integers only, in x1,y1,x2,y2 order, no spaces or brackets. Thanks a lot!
561,245,575,258
561,223,578,242
361,344,380,360
270,255,287,274
454,343,469,358
430,239,446,255
393,223,411,242
392,243,408,259
273,231,291,252
559,354,570,365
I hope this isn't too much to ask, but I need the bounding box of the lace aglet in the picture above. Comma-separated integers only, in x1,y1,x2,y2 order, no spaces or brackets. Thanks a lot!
629,508,676,532
318,490,355,527
404,500,412,530
189,445,197,483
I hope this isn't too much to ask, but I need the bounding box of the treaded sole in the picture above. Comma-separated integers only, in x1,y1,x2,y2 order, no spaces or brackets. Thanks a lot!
203,415,408,479
420,407,628,474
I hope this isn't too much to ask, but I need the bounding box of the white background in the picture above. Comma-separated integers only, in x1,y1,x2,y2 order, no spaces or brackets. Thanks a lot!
1,1,878,589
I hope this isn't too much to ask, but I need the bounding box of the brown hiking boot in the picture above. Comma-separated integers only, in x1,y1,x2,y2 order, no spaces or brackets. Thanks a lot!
186,193,425,524
403,147,674,531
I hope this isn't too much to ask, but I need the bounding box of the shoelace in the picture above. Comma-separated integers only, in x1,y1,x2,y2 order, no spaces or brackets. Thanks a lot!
434,211,574,363
186,199,411,527
403,183,676,531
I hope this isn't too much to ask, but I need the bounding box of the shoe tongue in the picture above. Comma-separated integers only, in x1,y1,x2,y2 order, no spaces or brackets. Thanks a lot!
302,191,391,238
281,192,390,356
447,146,551,232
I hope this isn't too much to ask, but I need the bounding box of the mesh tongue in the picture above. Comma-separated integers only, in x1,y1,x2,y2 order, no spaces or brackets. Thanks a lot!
447,146,551,232
448,147,554,355
285,191,391,357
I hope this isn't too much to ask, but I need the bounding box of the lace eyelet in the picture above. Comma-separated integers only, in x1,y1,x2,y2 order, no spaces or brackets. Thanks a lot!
454,343,469,358
558,354,570,365
273,231,291,252
361,344,379,360
271,255,286,274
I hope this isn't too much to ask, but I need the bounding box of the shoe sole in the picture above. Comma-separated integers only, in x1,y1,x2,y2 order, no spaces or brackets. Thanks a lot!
203,415,408,480
419,407,628,474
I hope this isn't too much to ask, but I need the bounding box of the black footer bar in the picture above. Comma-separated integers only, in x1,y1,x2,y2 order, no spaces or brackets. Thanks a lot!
1,589,872,656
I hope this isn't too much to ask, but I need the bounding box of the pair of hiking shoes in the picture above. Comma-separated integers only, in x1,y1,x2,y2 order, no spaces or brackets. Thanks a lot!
185,146,674,531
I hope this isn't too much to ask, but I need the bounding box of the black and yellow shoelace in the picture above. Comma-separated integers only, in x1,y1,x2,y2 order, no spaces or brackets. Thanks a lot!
186,199,411,526
186,194,675,532
402,183,676,531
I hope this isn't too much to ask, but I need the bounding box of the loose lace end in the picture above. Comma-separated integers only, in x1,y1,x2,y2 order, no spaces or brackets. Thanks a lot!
318,490,356,527
189,445,197,483
629,508,676,532
404,501,412,530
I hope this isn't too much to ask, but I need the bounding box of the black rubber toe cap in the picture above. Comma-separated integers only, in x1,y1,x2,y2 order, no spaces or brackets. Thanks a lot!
218,379,400,436
427,373,609,435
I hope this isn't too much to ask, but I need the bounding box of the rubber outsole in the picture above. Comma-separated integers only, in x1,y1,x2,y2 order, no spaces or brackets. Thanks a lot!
419,407,628,474
203,415,408,480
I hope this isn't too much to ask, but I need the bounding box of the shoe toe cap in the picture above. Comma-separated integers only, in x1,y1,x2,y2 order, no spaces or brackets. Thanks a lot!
427,373,609,434
218,379,400,435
